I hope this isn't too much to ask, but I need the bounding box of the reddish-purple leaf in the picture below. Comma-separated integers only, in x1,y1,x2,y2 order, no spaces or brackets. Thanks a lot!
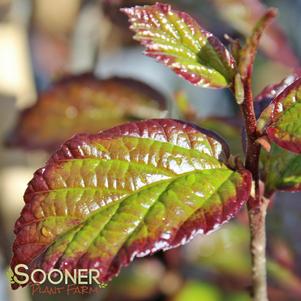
258,78,301,154
122,3,236,88
7,73,166,151
254,73,300,120
255,74,299,104
11,119,251,288
256,73,301,193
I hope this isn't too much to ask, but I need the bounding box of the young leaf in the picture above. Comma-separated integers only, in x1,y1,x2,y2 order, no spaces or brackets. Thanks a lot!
11,119,251,288
239,8,277,79
7,73,166,151
234,73,245,104
122,3,236,88
258,78,301,154
261,144,301,195
255,74,299,104
254,71,301,119
213,0,299,68
256,76,301,194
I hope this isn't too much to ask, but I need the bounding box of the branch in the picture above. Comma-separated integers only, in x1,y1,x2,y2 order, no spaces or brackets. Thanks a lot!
237,8,278,301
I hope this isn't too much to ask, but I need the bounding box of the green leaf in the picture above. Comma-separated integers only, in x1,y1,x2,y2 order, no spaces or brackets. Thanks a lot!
7,73,166,151
122,3,236,88
258,77,301,154
11,119,251,288
260,144,301,194
256,75,301,194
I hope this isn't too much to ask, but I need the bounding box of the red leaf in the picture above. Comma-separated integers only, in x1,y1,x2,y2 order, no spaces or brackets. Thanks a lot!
255,74,299,104
7,73,167,151
258,77,301,154
11,119,251,288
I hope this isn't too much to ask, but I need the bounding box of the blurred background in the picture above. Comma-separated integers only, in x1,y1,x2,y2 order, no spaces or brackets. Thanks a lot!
0,0,300,300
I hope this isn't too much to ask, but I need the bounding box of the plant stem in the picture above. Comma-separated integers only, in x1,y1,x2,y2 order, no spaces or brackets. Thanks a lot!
241,71,269,300
248,197,269,301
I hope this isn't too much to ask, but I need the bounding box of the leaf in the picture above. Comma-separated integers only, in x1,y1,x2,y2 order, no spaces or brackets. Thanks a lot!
11,119,251,288
256,75,301,193
234,73,244,104
255,74,299,104
239,8,277,79
213,0,299,68
7,73,167,151
254,73,299,120
122,3,236,88
257,77,301,154
260,144,301,194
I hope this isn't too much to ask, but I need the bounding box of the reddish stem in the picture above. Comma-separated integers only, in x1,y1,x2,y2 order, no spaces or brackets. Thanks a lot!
241,67,268,301
242,72,261,203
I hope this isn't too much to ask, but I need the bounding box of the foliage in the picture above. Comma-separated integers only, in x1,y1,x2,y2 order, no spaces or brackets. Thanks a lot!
11,119,251,287
7,73,166,151
8,3,301,301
